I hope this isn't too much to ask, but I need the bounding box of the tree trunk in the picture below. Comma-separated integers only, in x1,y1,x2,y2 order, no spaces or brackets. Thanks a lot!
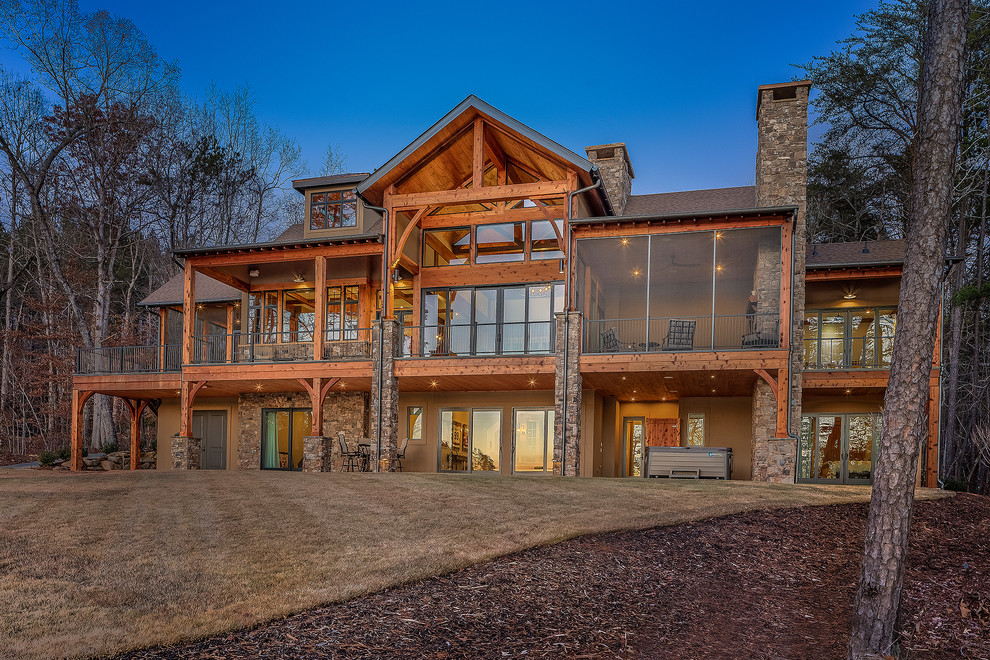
848,0,970,657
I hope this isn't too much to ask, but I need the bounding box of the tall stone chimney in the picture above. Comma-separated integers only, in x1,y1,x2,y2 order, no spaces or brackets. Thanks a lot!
751,80,811,482
585,143,634,215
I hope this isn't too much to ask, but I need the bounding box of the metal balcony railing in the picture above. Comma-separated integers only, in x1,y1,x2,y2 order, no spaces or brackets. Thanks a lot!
76,344,181,375
191,329,373,365
400,321,556,358
583,314,781,354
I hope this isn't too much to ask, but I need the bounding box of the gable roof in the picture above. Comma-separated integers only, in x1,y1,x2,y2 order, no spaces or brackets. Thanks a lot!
624,186,757,216
806,240,905,269
356,95,610,212
292,173,369,193
139,272,241,307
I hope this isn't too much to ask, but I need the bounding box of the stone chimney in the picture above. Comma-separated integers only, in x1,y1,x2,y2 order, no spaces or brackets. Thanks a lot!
585,143,634,215
751,80,811,482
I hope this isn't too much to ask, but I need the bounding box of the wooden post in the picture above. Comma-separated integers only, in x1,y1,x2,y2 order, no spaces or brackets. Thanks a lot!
472,117,484,189
225,304,234,363
159,308,167,372
179,380,207,439
70,390,92,471
314,256,327,361
926,382,940,488
298,377,339,437
780,220,793,349
182,261,196,366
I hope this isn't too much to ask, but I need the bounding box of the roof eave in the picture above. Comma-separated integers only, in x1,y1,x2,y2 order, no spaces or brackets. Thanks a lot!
173,233,383,258
569,205,799,226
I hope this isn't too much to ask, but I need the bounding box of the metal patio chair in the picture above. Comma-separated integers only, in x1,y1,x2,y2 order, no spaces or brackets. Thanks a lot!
337,433,362,472
662,319,696,351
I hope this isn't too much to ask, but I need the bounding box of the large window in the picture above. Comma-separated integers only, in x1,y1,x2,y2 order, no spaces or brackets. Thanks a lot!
407,406,423,442
531,220,565,260
249,291,279,343
311,189,357,230
423,228,470,266
576,226,782,353
439,408,501,472
804,308,897,370
687,413,705,446
327,285,360,339
421,283,564,356
476,222,525,263
262,408,312,470
513,408,554,474
282,289,315,342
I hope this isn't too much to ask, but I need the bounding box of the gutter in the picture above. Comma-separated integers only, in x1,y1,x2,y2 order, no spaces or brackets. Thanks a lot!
569,205,799,226
361,199,390,471
560,175,604,476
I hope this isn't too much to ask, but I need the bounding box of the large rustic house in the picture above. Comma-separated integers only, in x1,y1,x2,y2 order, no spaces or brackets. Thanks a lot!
71,80,940,486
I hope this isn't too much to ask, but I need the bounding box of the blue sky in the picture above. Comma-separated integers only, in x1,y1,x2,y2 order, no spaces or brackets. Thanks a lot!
8,0,876,194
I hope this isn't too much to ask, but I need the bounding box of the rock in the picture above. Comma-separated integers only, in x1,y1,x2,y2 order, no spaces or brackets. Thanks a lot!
100,460,115,471
82,457,101,468
140,451,156,460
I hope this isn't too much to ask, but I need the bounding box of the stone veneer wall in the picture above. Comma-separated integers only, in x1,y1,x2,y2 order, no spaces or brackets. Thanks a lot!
370,319,400,471
752,82,809,481
585,143,633,215
171,436,200,470
752,238,782,337
553,311,582,476
236,391,368,470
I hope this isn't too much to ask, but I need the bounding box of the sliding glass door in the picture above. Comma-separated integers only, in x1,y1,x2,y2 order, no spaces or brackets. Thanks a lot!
261,408,312,470
439,408,501,473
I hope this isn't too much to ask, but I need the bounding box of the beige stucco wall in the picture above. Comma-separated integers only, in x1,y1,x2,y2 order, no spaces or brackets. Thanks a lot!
677,397,753,480
155,398,240,470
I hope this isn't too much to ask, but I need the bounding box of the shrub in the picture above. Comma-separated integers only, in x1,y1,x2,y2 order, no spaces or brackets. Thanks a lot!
943,478,970,493
100,441,119,455
56,447,70,461
38,451,58,466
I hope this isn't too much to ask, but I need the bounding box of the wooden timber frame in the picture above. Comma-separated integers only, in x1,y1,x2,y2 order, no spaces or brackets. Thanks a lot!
70,391,160,471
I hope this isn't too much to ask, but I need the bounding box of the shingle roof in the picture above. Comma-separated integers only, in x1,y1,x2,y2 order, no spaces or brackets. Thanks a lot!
291,173,369,192
806,240,905,268
624,186,757,216
138,272,241,307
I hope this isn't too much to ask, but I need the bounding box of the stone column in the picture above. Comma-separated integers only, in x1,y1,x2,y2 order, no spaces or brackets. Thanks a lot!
302,436,333,472
750,379,795,483
553,311,582,476
371,319,400,472
171,435,201,470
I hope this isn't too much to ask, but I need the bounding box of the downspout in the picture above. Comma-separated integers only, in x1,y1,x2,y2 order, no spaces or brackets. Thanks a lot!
785,208,800,454
561,173,603,475
362,201,389,469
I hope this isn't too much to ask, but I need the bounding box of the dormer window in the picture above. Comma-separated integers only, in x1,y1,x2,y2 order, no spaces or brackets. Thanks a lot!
310,189,357,230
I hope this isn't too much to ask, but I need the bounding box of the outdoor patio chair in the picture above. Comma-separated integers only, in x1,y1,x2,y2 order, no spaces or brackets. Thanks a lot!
600,327,621,352
394,438,409,472
337,433,362,472
662,319,696,351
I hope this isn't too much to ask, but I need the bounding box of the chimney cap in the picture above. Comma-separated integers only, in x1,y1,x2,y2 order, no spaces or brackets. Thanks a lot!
585,143,635,179
756,80,812,119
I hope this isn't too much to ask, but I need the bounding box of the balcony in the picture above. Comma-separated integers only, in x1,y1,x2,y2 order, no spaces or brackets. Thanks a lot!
76,345,181,375
191,329,373,365
583,314,780,354
803,308,896,371
400,321,556,358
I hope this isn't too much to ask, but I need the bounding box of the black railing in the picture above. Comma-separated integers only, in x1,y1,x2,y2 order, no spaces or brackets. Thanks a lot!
401,321,556,358
191,329,373,365
76,344,181,375
584,314,781,354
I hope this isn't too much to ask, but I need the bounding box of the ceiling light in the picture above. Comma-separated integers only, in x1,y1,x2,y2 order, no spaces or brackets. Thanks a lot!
663,376,674,380
528,378,536,386
844,293,857,300
621,238,629,245
293,273,305,283
633,269,641,277
255,383,263,391
249,269,260,278
430,380,438,388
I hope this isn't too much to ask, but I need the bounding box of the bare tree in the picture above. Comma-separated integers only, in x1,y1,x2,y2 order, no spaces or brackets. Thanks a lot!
848,0,971,657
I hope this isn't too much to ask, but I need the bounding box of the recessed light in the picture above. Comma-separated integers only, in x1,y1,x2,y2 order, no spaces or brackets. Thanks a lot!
430,380,438,388
844,293,857,300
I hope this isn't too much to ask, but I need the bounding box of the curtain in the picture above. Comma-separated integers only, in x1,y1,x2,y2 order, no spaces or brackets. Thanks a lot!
263,412,279,468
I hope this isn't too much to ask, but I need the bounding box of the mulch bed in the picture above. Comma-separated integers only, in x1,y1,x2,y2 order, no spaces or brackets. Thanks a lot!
119,494,989,659
0,451,33,466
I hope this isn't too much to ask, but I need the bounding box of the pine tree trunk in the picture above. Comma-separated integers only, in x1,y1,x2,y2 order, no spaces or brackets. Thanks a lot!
848,0,970,657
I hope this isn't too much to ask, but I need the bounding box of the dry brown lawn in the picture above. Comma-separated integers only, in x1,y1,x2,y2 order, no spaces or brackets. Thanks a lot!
0,470,949,659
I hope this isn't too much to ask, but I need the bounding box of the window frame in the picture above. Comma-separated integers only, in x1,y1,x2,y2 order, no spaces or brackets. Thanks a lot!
310,188,358,231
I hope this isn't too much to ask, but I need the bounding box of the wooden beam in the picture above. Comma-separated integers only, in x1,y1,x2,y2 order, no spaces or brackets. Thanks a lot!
420,204,565,229
199,266,250,293
182,262,196,366
533,199,566,252
472,117,484,189
190,242,383,268
297,377,341,436
179,380,208,438
926,383,940,488
391,181,570,210
70,390,94,471
805,266,903,281
158,308,167,372
392,206,430,269
397,253,420,275
225,304,235,364
129,399,150,471
483,128,506,173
